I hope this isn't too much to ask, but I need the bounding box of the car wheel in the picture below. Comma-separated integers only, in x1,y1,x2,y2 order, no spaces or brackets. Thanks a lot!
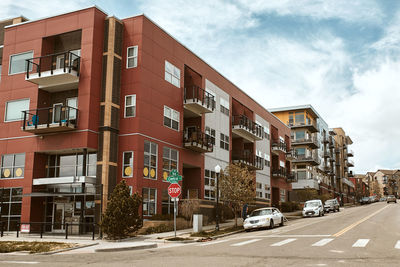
318,211,321,217
270,220,274,229
322,211,325,216
337,208,340,212
280,217,284,227
245,229,251,232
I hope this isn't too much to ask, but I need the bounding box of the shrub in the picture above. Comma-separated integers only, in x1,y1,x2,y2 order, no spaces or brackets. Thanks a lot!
101,180,142,239
145,224,173,234
280,201,300,212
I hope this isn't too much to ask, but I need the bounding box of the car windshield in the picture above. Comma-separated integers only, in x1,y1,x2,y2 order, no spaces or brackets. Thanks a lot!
250,209,272,217
325,200,335,204
305,202,319,207
388,195,395,198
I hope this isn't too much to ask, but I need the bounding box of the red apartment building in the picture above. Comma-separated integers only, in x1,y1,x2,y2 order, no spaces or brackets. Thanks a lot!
0,7,292,232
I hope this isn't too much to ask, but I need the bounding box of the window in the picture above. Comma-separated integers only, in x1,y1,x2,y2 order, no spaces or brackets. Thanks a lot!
297,171,306,180
162,189,174,215
295,131,305,140
128,186,133,195
0,187,22,231
46,153,97,177
295,112,304,124
204,169,216,200
126,46,138,68
1,154,25,179
5,99,29,122
164,106,179,131
162,147,178,181
288,112,294,125
205,126,216,145
142,188,156,216
265,185,271,200
280,189,286,202
220,98,229,116
264,154,270,167
122,152,134,178
256,182,263,198
124,95,136,118
220,133,229,150
9,51,33,75
296,148,306,156
264,126,270,140
144,141,157,179
165,61,180,87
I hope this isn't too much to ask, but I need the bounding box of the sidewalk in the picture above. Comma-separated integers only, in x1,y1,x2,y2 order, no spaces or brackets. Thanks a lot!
0,213,300,254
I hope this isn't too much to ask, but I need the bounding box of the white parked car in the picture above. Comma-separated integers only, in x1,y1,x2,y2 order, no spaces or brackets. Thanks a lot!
243,207,285,232
302,199,324,217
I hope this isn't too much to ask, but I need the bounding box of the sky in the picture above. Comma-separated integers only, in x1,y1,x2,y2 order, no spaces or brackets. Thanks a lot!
1,0,400,174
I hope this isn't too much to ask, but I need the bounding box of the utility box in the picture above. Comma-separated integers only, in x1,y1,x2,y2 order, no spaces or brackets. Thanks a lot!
193,214,203,233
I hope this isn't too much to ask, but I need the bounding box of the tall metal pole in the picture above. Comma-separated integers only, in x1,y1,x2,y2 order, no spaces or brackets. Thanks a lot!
215,172,220,231
174,198,177,237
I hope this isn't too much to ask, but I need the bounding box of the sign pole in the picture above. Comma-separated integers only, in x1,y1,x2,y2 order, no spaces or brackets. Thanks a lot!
174,198,177,237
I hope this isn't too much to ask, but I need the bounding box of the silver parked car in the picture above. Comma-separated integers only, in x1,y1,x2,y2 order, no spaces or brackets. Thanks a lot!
302,200,324,217
324,199,340,213
243,207,285,231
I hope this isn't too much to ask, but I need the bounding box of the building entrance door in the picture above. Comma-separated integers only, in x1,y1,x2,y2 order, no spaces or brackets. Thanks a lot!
52,203,73,232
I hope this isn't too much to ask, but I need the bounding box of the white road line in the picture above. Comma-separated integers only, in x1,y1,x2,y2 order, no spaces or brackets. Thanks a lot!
231,239,261,247
312,238,334,247
395,241,400,249
198,239,232,246
352,239,370,247
271,238,297,247
1,261,39,265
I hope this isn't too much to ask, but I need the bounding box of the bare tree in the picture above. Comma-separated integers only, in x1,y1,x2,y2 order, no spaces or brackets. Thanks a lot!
219,163,255,227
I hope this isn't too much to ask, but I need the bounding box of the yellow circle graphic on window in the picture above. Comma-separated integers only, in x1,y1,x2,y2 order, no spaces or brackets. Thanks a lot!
143,167,149,177
15,168,23,177
150,169,156,178
3,169,11,178
163,171,168,181
124,166,132,176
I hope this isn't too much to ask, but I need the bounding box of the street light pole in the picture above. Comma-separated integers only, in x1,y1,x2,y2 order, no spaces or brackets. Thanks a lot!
318,179,321,195
215,165,221,231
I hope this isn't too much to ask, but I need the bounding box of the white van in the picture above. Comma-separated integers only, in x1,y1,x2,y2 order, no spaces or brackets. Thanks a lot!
302,199,324,217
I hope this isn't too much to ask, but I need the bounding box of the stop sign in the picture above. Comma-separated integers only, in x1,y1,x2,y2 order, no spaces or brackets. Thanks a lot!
168,183,181,198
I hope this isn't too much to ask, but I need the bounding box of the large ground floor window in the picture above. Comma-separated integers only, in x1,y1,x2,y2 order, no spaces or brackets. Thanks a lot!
0,187,22,231
142,188,156,216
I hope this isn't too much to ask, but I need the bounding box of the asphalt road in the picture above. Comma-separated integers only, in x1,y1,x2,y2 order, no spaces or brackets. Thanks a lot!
1,202,400,266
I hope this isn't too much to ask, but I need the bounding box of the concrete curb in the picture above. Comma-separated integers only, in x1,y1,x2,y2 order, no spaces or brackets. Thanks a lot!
94,243,157,252
40,242,99,255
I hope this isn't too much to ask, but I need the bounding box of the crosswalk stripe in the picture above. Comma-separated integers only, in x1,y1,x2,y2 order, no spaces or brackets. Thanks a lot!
352,239,369,247
231,239,261,247
395,241,400,249
311,238,334,247
198,239,231,246
271,238,297,247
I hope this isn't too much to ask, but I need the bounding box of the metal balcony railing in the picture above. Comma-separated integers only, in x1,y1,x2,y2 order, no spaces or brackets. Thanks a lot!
272,167,287,178
184,86,216,111
183,129,213,153
293,154,321,166
287,120,319,133
232,115,264,140
286,148,298,160
271,140,287,153
26,51,81,79
291,136,320,148
22,106,78,133
286,172,298,183
232,150,264,170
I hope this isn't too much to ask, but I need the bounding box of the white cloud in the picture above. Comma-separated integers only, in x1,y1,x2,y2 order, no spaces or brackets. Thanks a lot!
238,0,384,24
372,11,400,54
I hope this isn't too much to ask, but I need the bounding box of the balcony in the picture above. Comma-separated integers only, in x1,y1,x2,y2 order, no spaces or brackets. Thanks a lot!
271,140,287,155
25,51,80,91
232,115,263,142
291,136,320,149
292,154,320,166
286,149,298,161
232,151,263,171
286,172,298,183
322,136,329,144
272,168,287,178
323,151,331,158
183,86,215,117
288,121,319,133
183,129,213,153
323,165,331,174
21,106,78,134
347,149,354,157
347,159,354,167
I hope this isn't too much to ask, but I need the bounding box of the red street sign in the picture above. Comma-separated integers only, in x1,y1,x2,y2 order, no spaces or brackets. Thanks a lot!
168,183,181,198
